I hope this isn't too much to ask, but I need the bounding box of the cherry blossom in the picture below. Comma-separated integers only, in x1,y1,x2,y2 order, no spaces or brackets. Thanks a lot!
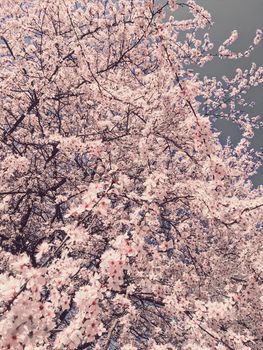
0,0,262,349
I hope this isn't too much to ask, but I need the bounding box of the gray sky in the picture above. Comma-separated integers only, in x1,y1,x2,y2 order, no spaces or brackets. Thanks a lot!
164,0,263,186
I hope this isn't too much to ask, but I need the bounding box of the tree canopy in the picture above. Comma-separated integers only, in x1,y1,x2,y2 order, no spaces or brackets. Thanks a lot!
0,1,262,349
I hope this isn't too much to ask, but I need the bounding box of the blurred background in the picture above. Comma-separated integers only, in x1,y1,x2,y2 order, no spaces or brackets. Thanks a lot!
164,0,263,186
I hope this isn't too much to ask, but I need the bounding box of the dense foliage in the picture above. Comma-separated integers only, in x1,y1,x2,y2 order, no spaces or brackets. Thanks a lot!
0,0,262,349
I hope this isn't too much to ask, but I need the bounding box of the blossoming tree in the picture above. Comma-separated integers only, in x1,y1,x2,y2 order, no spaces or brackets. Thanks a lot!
0,0,262,349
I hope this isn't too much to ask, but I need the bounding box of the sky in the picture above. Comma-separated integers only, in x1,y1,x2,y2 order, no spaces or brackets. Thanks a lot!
164,0,263,186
